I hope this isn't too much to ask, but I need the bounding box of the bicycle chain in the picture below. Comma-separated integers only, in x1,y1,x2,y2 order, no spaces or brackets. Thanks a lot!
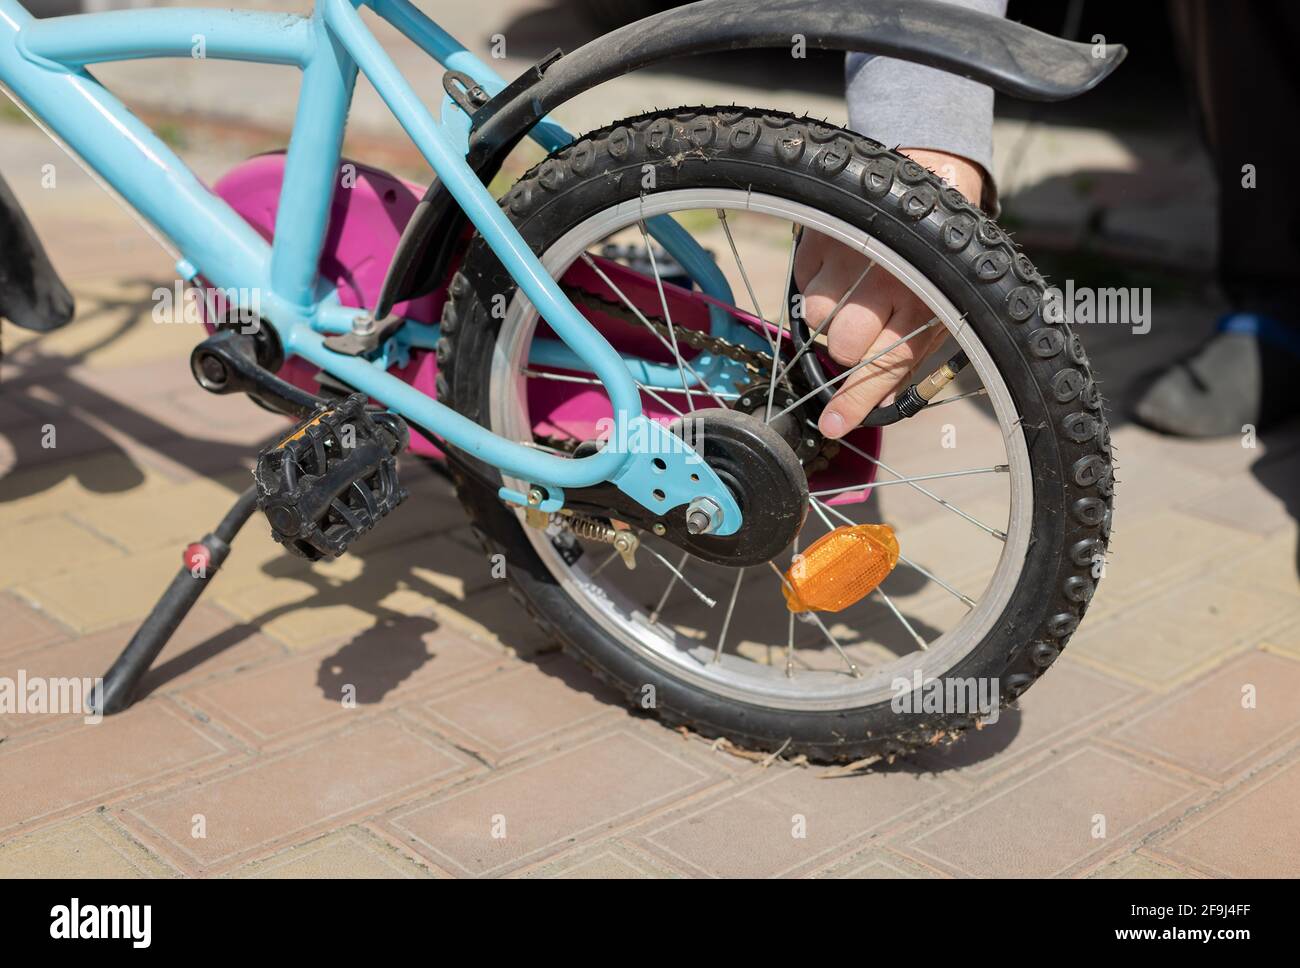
562,286,778,376
532,287,834,464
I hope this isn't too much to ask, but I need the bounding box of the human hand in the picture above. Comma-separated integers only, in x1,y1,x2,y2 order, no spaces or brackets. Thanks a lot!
793,149,986,438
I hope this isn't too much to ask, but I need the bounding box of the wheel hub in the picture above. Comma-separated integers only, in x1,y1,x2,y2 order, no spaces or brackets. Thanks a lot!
663,407,808,566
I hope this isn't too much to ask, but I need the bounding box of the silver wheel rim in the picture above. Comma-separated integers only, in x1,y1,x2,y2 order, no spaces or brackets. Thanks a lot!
488,189,1033,712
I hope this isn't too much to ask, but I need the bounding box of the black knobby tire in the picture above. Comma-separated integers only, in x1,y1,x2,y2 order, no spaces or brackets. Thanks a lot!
437,107,1113,763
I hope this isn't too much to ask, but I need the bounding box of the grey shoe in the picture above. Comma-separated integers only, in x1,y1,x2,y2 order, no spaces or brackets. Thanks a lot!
1132,331,1265,437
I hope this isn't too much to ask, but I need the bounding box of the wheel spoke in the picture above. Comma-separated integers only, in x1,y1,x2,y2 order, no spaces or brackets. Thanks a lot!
808,505,928,653
784,535,800,676
811,496,976,608
808,496,836,532
767,317,942,423
766,560,862,677
785,609,796,677
578,253,728,409
810,465,1008,498
589,547,621,578
638,221,703,411
832,434,1006,541
765,224,801,420
713,566,745,664
925,387,988,409
873,587,929,652
716,209,772,338
898,553,977,608
644,545,716,610
648,550,689,622
524,368,688,418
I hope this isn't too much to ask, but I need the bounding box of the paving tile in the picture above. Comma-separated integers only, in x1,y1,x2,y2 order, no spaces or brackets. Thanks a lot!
122,423,264,482
633,763,949,878
1101,430,1222,515
902,746,1197,878
0,702,231,836
211,533,498,651
410,657,624,765
8,284,197,370
1089,851,1195,879
0,593,68,659
516,840,684,879
1068,578,1298,690
1263,618,1300,661
0,451,150,527
1107,650,1300,782
122,717,471,873
67,355,210,403
1181,476,1298,537
70,362,290,451
1128,421,1299,480
915,659,1141,783
0,514,125,590
549,851,663,879
386,730,718,877
0,816,177,878
214,597,384,654
3,373,216,477
417,584,560,658
230,827,437,879
1150,750,1300,878
14,546,185,634
181,618,497,749
1080,510,1260,621
68,476,242,553
0,403,143,473
1222,534,1300,602
833,851,938,879
407,530,503,601
1,605,282,734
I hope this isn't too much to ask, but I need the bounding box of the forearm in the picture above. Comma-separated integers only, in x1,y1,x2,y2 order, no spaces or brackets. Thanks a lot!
845,0,1007,208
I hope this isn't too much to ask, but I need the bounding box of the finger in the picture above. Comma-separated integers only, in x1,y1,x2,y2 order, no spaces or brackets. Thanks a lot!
793,230,827,290
818,322,949,438
821,277,894,366
801,252,879,340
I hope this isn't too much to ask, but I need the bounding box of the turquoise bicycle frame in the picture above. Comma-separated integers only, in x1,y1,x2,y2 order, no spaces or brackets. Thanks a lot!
0,0,744,534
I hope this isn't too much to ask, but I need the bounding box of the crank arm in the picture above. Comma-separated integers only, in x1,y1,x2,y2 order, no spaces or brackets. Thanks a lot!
191,329,327,419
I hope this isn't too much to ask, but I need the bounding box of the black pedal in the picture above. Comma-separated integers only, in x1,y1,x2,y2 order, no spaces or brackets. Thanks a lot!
254,393,409,560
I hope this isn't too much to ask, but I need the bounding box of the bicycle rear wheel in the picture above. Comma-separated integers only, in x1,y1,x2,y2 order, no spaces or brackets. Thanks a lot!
439,107,1113,762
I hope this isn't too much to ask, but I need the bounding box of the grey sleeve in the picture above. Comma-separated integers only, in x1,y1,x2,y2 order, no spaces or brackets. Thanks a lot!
845,0,1008,179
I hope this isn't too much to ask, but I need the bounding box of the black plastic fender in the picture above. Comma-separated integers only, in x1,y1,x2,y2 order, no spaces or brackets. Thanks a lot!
0,170,74,332
379,0,1125,309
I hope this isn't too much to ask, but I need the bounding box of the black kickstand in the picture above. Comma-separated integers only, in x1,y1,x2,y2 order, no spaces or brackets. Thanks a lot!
92,485,258,715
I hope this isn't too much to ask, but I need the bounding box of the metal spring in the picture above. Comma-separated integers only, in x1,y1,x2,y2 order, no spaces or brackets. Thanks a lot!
564,513,618,544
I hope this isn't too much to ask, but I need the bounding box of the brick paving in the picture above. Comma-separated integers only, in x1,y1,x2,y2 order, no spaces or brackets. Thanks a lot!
3,67,1300,879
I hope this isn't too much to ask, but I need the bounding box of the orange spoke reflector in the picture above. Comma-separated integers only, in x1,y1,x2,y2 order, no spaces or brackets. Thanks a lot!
783,524,899,613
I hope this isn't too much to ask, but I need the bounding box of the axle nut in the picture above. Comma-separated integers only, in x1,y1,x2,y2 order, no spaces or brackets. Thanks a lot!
685,496,724,535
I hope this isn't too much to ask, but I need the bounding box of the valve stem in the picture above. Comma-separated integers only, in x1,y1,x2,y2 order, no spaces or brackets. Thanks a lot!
862,351,969,427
